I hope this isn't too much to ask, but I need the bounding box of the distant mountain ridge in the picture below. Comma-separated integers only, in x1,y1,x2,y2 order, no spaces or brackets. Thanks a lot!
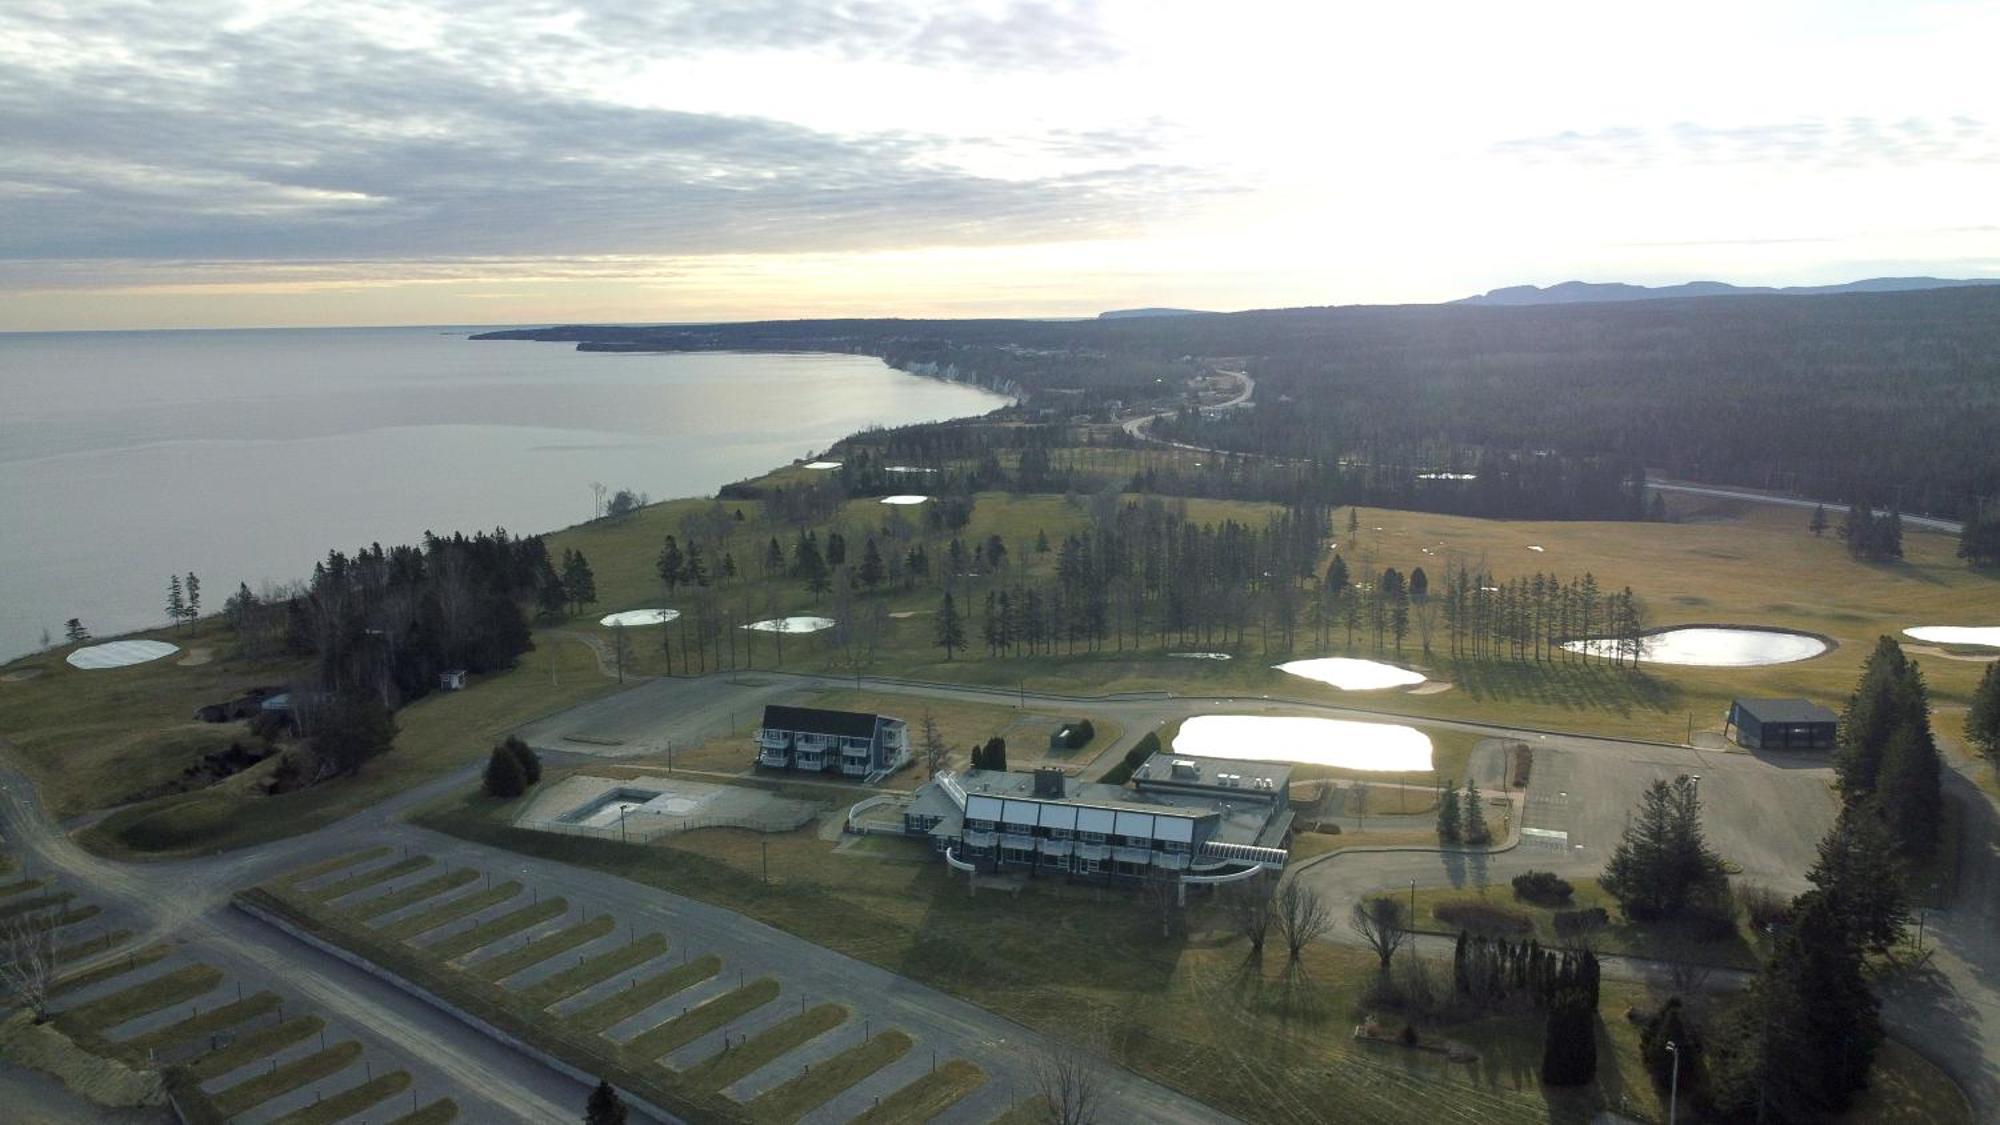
1097,307,1213,319
1455,277,2000,306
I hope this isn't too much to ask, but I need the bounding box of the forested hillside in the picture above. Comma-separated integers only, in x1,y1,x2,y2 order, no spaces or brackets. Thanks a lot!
480,286,2000,517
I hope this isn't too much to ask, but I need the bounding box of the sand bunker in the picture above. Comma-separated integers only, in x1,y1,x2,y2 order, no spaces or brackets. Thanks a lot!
880,495,930,505
1170,652,1232,660
1527,545,1545,552
65,640,180,670
744,616,836,633
1276,657,1425,690
803,461,842,470
1174,715,1433,772
1562,627,1827,667
599,609,681,627
176,647,214,667
1904,626,2000,649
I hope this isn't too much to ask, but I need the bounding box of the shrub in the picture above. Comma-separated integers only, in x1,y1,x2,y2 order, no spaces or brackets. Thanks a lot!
1435,901,1533,935
502,736,541,786
1681,884,1740,942
1735,883,1790,932
1399,1024,1420,1046
483,746,526,799
1124,731,1161,769
1511,871,1575,906
1060,719,1097,749
1553,907,1610,939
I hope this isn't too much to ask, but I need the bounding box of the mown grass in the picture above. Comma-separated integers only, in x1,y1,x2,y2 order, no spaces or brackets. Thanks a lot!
277,846,392,887
518,933,670,1008
267,1069,412,1125
567,955,722,1033
684,1003,848,1091
1405,880,1765,971
0,891,75,920
209,1040,362,1118
0,877,43,898
183,1015,324,1081
1844,1040,1974,1125
387,1098,460,1125
378,880,522,941
113,991,280,1062
48,942,168,998
55,963,222,1035
350,868,480,922
845,1058,985,1124
744,1028,911,1125
426,897,566,960
623,978,780,1059
468,913,615,983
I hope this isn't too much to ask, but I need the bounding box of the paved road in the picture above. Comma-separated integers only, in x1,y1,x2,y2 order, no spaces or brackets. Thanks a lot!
1648,479,1963,534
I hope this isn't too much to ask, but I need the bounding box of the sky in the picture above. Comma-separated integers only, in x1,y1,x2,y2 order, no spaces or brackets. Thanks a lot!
2,0,1997,330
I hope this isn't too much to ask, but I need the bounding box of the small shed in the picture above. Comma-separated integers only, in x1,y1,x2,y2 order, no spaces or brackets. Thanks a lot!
1726,698,1837,750
439,669,468,692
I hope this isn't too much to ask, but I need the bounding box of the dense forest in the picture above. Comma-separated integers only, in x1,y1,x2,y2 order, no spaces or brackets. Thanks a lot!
482,286,2000,518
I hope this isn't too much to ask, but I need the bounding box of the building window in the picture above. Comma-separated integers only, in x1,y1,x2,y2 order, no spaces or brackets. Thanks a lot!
1047,828,1071,840
1079,831,1106,844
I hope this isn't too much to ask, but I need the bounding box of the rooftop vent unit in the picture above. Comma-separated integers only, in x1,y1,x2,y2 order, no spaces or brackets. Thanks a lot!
1170,759,1200,780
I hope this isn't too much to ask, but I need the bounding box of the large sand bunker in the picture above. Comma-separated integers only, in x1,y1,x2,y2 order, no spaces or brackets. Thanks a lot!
600,609,681,627
1173,714,1433,772
1275,657,1424,690
65,640,180,670
1562,626,1827,667
743,616,836,633
1904,625,2000,648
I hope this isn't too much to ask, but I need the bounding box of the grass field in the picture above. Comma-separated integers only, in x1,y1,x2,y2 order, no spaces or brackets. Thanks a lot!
744,1028,911,1125
1404,879,1766,971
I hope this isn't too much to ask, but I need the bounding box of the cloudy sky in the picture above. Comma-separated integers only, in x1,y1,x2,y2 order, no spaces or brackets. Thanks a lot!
3,0,1996,329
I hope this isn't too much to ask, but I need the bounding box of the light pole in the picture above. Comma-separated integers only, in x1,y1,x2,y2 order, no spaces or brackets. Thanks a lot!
1408,878,1416,924
1666,1040,1681,1125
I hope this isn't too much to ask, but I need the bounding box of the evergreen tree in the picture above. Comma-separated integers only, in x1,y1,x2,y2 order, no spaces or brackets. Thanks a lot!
1805,802,1908,954
1959,504,2000,566
1640,997,1701,1096
1876,719,1942,862
795,537,830,598
858,537,886,589
935,591,966,660
502,735,542,786
826,531,846,567
1461,778,1489,845
683,542,708,587
184,572,201,623
64,618,88,643
1601,776,1727,920
721,552,738,580
1539,986,1597,1086
561,549,598,614
166,574,186,628
584,1078,629,1125
311,695,398,776
1808,503,1828,537
981,736,1007,772
535,559,569,619
1437,783,1461,844
1035,528,1050,553
1835,637,1913,797
483,744,527,798
764,537,784,576
1967,661,2000,761
656,536,683,592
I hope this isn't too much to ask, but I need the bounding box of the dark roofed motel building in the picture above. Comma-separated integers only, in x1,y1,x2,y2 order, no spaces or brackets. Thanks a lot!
901,752,1293,887
1725,697,1838,750
755,704,910,780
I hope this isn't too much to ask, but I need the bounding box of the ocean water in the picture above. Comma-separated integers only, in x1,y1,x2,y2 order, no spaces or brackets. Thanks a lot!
0,326,1007,660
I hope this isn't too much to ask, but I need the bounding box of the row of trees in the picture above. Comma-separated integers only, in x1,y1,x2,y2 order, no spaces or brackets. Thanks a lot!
1839,501,1906,562
1435,566,1648,665
164,572,202,629
1959,503,2000,566
1434,778,1490,845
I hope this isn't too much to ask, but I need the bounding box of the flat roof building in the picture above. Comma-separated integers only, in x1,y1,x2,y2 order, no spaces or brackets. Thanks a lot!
755,704,909,781
899,752,1292,887
1726,698,1838,751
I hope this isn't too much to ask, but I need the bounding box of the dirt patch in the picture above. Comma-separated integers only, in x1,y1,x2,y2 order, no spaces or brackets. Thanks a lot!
174,647,213,667
0,1011,162,1108
1405,681,1454,695
1,668,45,683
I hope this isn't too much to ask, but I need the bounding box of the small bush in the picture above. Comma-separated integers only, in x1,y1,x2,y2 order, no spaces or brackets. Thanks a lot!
1553,907,1610,939
1059,719,1097,749
1124,731,1160,769
1435,901,1533,935
1511,871,1574,906
1735,883,1790,932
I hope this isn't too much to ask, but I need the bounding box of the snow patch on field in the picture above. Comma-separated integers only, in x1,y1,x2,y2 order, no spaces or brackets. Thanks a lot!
65,640,179,669
1275,657,1425,690
1174,715,1433,772
600,609,680,627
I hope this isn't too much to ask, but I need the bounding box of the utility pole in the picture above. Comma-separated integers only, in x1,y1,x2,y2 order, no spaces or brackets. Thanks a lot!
1666,1040,1681,1125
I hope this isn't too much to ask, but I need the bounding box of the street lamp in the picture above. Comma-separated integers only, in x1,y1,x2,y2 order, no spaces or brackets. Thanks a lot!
1408,878,1416,924
1666,1040,1681,1125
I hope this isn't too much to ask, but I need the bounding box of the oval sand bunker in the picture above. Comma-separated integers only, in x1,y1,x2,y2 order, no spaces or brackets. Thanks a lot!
1904,626,2000,648
743,616,835,633
600,609,681,627
66,639,181,670
1174,715,1433,772
1562,627,1826,667
1276,657,1424,690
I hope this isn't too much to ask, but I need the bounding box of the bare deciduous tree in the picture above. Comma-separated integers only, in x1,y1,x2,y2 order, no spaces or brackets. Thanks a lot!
1273,879,1334,961
1224,874,1275,956
920,708,947,776
1349,896,1409,971
1138,868,1182,939
0,910,59,1022
1032,1042,1103,1125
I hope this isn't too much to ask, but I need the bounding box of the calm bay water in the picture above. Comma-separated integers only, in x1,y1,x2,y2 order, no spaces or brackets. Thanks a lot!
0,326,1007,660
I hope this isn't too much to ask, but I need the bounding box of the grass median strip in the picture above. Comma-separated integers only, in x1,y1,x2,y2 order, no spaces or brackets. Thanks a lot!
685,1003,847,1092
56,963,223,1034
0,891,75,920
388,1098,460,1125
279,846,391,888
49,941,168,996
30,904,101,932
379,881,521,941
567,955,721,1034
0,877,44,899
746,1029,913,1125
469,913,614,983
185,1016,325,1081
307,856,432,903
209,1040,362,1118
267,1068,412,1125
351,868,480,923
624,978,780,1059
115,991,281,1062
844,1058,985,1125
426,897,566,961
519,933,669,1008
